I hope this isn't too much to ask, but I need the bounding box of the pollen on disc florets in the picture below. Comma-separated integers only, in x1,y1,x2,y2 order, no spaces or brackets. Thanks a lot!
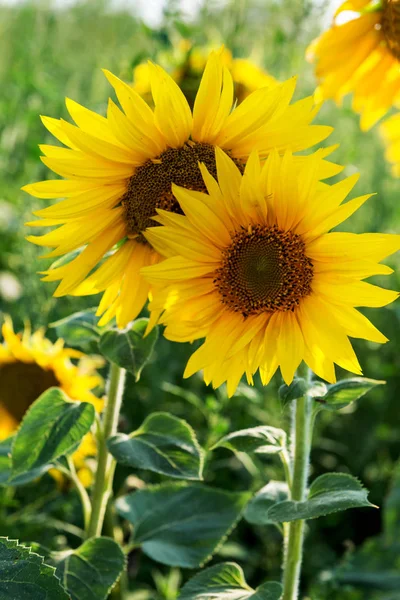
122,142,243,243
214,224,314,318
382,0,400,60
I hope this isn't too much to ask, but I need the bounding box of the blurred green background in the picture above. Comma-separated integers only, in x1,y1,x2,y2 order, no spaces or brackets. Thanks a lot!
0,1,400,599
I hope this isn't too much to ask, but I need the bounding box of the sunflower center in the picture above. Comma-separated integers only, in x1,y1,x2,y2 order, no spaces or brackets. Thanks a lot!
122,142,243,242
0,362,59,433
214,224,313,317
382,0,400,60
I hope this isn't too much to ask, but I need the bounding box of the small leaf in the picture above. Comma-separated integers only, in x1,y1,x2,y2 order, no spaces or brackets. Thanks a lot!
56,537,125,600
279,377,308,403
211,426,286,455
0,437,12,485
99,318,158,380
316,377,385,411
108,412,204,480
11,387,95,477
116,483,250,568
244,481,289,525
0,537,69,599
180,562,282,600
51,309,100,345
267,473,374,523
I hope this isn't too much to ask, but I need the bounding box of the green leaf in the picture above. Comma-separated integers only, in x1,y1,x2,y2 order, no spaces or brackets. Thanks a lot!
11,387,95,477
0,537,69,599
383,461,400,543
56,537,125,600
51,309,100,345
211,426,286,455
99,318,158,380
244,481,289,525
279,378,308,403
0,437,12,485
267,473,374,523
108,412,204,480
116,483,250,568
180,562,282,600
316,377,385,411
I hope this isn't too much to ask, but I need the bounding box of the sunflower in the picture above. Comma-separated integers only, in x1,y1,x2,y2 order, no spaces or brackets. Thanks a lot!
141,149,400,396
23,49,338,329
133,42,276,107
380,111,400,175
307,0,400,131
0,317,103,485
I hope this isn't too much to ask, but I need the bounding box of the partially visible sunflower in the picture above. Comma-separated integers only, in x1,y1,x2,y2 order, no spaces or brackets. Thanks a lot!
380,111,400,175
133,42,276,107
0,317,103,485
23,49,338,329
142,149,400,396
307,0,400,130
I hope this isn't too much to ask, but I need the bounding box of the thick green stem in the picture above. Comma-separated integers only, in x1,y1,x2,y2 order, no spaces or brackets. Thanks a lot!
282,371,314,600
86,362,126,539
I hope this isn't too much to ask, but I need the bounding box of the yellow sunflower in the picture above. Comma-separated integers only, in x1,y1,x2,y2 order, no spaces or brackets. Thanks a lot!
23,49,338,329
380,111,400,175
133,42,276,107
307,0,400,131
0,317,103,485
141,149,400,396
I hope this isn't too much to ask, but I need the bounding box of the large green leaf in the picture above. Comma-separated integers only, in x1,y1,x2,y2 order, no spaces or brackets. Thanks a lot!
268,473,374,523
0,537,69,600
99,318,158,380
316,377,385,411
244,481,289,525
180,562,282,600
56,537,125,600
51,309,100,346
11,387,95,477
211,426,286,455
108,412,204,480
116,483,250,568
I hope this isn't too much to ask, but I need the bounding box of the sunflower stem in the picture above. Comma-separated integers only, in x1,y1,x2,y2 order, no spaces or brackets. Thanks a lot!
66,455,92,532
281,366,314,600
86,362,126,539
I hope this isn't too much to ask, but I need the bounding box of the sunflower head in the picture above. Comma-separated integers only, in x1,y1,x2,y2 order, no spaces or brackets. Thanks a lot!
307,0,400,130
0,317,103,483
23,48,335,330
141,148,400,396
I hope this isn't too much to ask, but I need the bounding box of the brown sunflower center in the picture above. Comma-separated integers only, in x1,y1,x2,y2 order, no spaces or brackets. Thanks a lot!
214,224,313,318
382,0,400,60
122,142,243,242
0,362,59,428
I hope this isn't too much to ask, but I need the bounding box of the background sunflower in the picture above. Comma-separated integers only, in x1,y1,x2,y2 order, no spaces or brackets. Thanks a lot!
0,317,103,485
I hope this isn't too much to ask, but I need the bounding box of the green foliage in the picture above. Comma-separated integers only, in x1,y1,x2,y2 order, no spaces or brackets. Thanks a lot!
116,483,250,568
211,426,286,455
268,474,373,523
0,537,68,599
180,563,282,600
11,387,95,478
279,377,309,404
51,309,101,347
244,481,289,526
315,378,385,411
56,537,125,600
108,412,204,480
99,318,158,380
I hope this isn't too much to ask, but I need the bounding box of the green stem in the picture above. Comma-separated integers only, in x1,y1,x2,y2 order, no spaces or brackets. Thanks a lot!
66,455,92,531
281,369,314,600
86,362,126,539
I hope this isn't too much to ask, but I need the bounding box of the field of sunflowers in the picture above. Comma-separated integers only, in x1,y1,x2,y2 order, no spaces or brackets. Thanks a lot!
1,1,400,599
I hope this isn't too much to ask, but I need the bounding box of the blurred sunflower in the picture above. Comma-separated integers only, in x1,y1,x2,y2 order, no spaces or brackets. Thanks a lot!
307,0,400,130
23,49,336,329
133,42,276,107
380,112,400,175
0,317,103,485
142,149,400,396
